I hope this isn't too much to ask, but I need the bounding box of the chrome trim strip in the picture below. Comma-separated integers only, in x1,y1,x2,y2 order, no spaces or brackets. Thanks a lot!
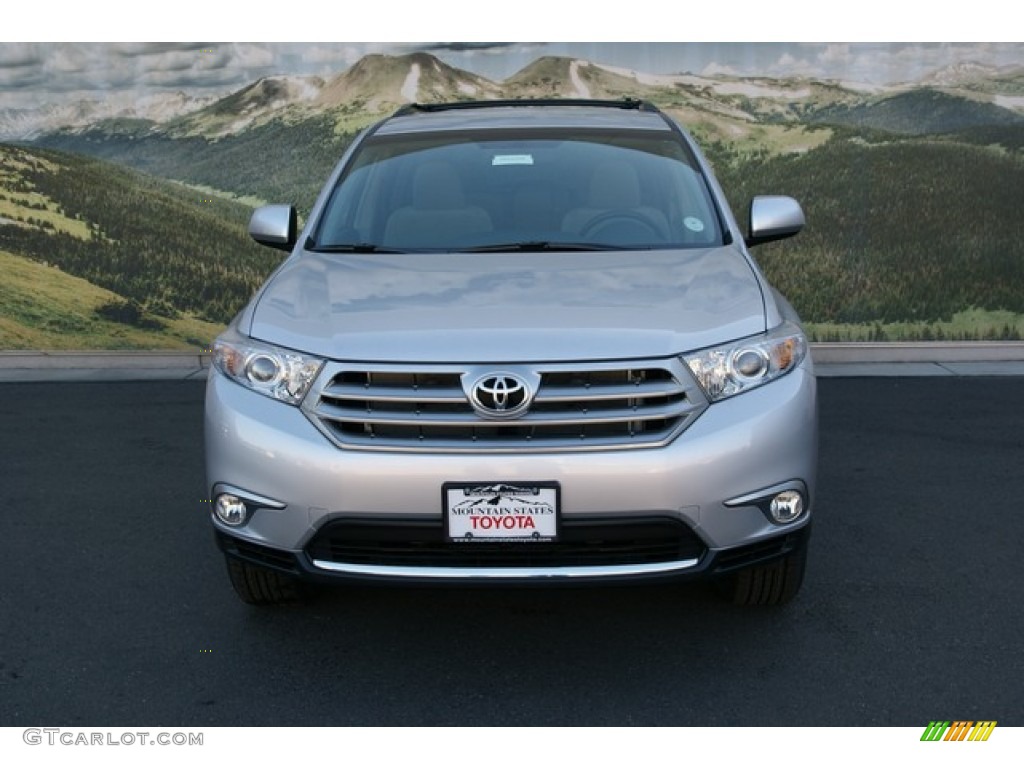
535,381,686,402
311,430,692,454
724,479,809,508
212,483,287,510
317,402,696,427
309,557,701,580
321,384,466,403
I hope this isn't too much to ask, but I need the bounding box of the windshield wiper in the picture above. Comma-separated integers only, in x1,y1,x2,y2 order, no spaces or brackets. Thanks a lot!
459,241,630,253
307,242,409,254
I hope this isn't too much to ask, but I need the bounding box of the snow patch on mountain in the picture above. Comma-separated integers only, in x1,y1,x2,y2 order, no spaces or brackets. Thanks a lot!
0,91,218,140
838,80,892,94
712,82,811,99
592,62,688,87
569,60,591,98
994,94,1024,111
271,76,322,102
229,115,256,134
922,60,1000,86
401,63,421,102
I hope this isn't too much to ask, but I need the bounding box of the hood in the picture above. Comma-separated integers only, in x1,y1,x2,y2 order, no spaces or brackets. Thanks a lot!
246,247,766,363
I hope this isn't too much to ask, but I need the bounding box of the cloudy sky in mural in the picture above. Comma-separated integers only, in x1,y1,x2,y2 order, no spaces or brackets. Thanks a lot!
1,42,1021,110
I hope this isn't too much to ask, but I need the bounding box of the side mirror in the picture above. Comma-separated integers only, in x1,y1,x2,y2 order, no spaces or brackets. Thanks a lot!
746,196,804,247
248,205,297,251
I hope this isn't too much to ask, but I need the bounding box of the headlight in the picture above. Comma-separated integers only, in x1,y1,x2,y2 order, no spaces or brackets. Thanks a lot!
211,325,323,405
683,322,807,402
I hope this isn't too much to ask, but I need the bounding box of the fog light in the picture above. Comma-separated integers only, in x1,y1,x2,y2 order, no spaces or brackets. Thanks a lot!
769,490,804,523
214,494,248,526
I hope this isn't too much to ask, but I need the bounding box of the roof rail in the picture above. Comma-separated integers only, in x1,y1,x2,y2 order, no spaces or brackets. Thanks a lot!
392,98,657,117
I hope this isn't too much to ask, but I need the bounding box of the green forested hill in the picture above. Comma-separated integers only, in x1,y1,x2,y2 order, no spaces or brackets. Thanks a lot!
36,113,357,213
716,137,1024,327
0,144,283,337
807,89,1024,135
0,248,224,349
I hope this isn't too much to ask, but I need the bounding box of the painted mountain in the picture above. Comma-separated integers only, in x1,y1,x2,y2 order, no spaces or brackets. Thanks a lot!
3,51,1024,347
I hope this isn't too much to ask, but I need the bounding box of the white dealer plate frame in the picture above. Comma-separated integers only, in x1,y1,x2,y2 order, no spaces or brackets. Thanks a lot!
443,482,560,543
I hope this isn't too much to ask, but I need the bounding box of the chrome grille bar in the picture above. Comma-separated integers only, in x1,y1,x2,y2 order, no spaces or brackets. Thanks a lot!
315,402,696,427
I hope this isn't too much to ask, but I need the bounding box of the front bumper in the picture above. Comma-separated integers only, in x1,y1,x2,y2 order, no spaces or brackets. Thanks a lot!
205,361,817,584
215,524,811,586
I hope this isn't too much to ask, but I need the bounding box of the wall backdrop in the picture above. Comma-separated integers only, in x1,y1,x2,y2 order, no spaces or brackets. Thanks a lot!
1,42,1022,349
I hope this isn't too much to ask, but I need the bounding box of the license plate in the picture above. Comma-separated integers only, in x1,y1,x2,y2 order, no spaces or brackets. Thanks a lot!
444,482,559,542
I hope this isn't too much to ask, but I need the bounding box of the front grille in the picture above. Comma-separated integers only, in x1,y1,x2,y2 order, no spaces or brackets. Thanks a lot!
305,516,707,569
304,359,708,452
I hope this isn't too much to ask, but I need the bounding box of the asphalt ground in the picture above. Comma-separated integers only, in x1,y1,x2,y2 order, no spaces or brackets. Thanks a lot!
0,377,1021,726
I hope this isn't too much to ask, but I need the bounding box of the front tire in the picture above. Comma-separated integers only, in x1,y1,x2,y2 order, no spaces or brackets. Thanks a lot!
722,539,808,606
225,557,302,605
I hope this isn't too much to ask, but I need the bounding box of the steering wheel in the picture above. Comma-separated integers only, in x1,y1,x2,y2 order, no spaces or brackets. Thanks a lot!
580,210,663,242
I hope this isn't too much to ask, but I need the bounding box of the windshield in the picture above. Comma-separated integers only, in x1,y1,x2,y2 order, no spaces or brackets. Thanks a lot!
312,127,724,252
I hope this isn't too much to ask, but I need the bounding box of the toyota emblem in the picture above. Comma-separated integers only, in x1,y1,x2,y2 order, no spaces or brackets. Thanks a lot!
469,373,533,418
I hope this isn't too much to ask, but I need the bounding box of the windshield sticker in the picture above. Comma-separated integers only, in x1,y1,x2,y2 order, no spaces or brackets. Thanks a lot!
492,154,534,166
684,216,705,233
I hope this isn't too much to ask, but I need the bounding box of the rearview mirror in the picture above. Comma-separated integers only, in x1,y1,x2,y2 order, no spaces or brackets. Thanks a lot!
746,196,804,247
248,205,297,251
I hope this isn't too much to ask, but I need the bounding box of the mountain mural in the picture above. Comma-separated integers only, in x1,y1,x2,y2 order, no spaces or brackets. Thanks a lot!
314,52,500,110
807,89,1024,134
11,52,1024,143
0,143,264,349
29,53,1024,209
0,91,218,141
3,49,1024,346
164,75,326,137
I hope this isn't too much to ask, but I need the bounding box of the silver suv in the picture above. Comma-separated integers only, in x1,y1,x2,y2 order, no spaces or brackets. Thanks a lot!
205,99,816,606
